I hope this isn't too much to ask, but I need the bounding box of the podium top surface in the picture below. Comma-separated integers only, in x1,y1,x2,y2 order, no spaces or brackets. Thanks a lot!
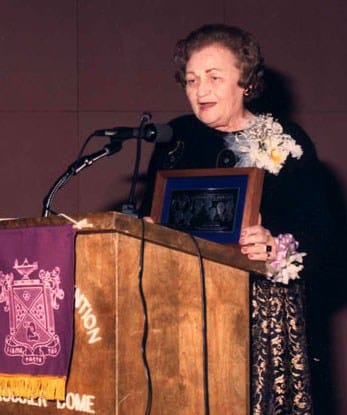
0,211,265,275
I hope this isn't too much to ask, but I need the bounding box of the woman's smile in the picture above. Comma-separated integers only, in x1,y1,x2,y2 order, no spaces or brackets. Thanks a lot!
199,101,216,111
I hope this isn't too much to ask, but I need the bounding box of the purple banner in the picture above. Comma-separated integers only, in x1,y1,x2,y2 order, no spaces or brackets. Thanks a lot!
0,225,76,377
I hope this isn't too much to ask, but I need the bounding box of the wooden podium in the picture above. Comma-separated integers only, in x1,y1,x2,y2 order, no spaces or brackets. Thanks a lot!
0,212,265,415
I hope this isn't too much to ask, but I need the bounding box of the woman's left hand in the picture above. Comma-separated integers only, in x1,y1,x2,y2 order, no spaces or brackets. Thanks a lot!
239,216,277,261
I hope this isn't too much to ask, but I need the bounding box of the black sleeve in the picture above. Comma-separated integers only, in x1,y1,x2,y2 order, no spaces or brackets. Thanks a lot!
260,121,335,282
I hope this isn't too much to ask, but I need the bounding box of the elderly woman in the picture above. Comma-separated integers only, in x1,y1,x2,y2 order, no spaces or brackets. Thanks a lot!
141,24,333,414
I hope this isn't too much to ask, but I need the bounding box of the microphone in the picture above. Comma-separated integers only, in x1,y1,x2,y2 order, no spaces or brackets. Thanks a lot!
94,123,173,143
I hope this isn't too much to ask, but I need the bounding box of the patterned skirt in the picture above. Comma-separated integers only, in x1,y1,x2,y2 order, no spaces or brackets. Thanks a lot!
251,276,313,415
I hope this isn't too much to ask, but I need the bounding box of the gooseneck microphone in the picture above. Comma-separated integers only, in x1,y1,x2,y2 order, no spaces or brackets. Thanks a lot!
42,116,173,217
94,123,172,143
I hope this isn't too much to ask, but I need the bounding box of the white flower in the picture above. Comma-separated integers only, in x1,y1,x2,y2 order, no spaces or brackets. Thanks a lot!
265,234,307,285
225,114,303,175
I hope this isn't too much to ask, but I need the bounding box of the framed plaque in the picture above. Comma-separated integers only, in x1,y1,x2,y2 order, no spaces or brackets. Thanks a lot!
150,168,264,244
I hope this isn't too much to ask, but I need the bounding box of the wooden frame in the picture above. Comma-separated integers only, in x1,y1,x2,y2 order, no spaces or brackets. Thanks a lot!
151,167,264,244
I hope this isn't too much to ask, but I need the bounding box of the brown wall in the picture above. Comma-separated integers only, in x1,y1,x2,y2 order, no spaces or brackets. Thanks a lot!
0,0,346,219
0,0,346,413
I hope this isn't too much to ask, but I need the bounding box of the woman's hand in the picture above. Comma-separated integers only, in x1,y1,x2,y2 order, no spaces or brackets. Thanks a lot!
239,215,277,261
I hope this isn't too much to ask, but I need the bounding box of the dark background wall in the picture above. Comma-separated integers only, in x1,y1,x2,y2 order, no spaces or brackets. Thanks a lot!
0,0,346,218
0,0,346,412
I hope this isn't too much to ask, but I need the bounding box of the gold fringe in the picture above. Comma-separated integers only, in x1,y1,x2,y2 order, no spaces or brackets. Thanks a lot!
0,374,66,400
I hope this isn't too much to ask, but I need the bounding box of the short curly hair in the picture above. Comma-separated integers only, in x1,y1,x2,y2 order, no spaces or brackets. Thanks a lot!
173,23,264,101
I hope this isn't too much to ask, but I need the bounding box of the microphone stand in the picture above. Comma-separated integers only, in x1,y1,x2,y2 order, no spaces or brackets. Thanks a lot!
121,112,152,217
42,140,122,217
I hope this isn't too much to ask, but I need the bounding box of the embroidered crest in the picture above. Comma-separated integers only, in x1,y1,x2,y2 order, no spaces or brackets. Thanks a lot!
0,258,64,366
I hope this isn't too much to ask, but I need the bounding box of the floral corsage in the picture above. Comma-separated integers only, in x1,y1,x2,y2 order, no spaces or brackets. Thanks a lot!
224,114,303,175
266,234,306,284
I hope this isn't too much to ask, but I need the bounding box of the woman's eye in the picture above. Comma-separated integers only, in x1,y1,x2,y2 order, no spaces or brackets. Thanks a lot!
186,79,196,85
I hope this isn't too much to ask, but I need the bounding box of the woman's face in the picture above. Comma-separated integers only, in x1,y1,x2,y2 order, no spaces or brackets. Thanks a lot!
185,43,245,131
